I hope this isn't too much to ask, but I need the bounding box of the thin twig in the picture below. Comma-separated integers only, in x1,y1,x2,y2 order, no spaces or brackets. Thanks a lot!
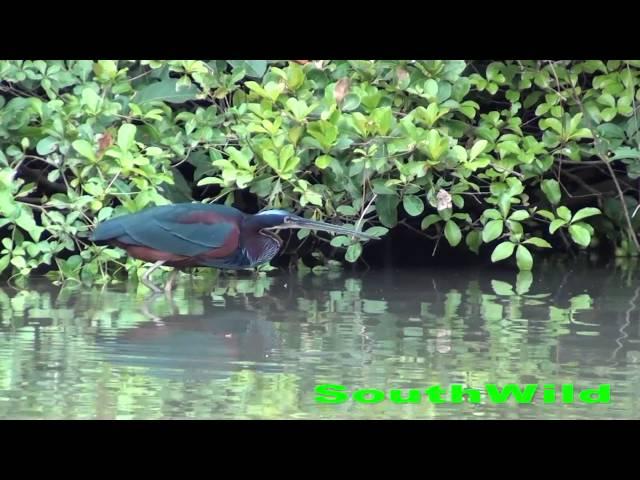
432,233,442,257
355,193,377,233
400,219,439,240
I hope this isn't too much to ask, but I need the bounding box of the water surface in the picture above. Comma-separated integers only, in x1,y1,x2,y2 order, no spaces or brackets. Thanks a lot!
1,263,639,419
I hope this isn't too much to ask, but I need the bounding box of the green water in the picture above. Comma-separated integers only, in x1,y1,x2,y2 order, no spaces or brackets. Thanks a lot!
1,263,639,419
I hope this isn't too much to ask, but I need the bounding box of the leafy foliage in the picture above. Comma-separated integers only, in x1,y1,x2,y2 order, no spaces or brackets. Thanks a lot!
2,60,640,281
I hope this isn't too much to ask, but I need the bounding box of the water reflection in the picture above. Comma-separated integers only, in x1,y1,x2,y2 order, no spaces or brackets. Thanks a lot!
0,263,639,419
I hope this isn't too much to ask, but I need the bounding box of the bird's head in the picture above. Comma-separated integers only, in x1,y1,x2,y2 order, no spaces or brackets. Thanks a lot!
254,209,379,241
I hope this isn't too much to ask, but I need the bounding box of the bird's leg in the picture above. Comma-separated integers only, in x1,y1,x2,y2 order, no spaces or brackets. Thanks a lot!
164,268,178,294
141,260,165,293
142,293,165,325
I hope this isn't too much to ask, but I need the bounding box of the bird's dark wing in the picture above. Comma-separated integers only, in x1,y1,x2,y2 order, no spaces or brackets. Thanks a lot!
95,205,241,257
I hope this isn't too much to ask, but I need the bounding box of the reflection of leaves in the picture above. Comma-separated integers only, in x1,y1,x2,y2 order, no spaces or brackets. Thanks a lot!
569,294,592,310
362,300,387,314
481,297,504,321
0,265,624,419
515,271,533,295
344,278,362,293
549,306,570,323
444,291,462,317
523,299,547,306
491,280,514,296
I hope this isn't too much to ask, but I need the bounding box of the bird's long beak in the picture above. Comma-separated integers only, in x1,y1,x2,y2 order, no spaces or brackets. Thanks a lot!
279,217,379,240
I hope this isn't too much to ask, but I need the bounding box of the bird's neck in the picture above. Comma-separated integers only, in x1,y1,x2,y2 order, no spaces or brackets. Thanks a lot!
241,218,283,266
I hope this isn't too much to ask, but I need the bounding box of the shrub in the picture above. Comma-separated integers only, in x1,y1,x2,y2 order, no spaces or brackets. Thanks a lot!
1,60,639,282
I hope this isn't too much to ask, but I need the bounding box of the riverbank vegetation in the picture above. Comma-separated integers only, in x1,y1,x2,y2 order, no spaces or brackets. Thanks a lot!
1,60,639,284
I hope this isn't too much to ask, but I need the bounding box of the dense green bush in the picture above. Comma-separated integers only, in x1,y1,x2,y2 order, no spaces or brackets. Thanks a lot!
1,60,640,283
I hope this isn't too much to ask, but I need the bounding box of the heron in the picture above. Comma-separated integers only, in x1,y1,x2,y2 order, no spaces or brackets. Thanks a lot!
90,203,378,293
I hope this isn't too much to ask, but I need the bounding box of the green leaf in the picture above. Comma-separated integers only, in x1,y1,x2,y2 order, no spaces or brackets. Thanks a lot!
364,226,389,237
611,147,640,161
601,107,617,122
135,76,199,104
497,140,520,157
286,98,313,121
452,212,471,222
403,195,424,216
483,209,503,220
36,136,59,156
516,245,533,271
95,60,117,80
469,139,488,161
570,128,593,140
597,93,616,108
421,214,441,230
72,140,96,161
557,206,572,221
444,220,462,246
227,60,267,78
197,177,223,187
424,79,438,98
315,155,333,169
0,254,10,275
117,124,137,151
372,106,393,135
376,195,400,228
466,230,482,254
536,210,556,221
549,219,566,234
523,237,552,248
342,94,361,111
508,220,524,235
509,210,530,222
336,206,357,217
491,241,515,262
524,91,543,109
10,256,26,269
482,219,504,243
571,207,601,223
331,236,352,248
541,179,561,205
541,118,563,135
307,120,338,150
569,224,591,247
372,180,396,195
302,189,322,206
345,243,363,263
81,88,101,113
450,145,467,163
15,210,44,241
262,149,279,171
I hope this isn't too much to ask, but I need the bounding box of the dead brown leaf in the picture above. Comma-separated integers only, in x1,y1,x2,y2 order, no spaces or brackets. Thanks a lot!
396,67,409,83
436,189,452,211
334,78,350,104
97,131,113,157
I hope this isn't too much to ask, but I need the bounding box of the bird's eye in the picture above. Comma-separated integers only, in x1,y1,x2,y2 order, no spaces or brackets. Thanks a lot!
284,216,292,223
